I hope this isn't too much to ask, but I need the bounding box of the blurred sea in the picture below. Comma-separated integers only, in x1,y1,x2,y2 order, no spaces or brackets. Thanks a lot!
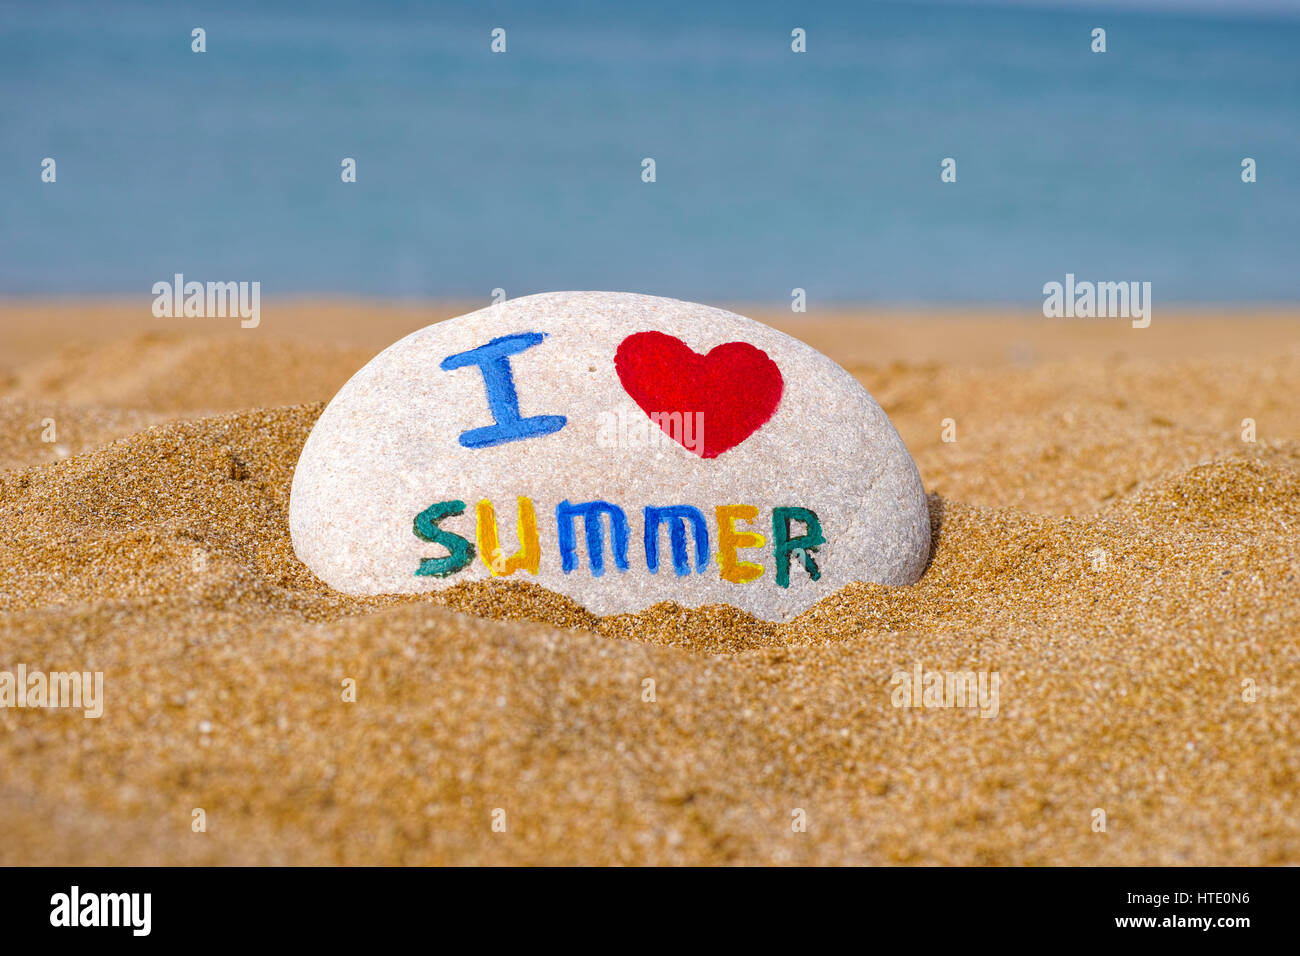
2,0,1298,304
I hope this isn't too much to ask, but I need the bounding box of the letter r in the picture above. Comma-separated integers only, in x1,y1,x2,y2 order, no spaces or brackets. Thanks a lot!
772,506,825,588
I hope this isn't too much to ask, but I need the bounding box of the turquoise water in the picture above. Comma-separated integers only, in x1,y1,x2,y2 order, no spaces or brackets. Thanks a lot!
2,0,1298,303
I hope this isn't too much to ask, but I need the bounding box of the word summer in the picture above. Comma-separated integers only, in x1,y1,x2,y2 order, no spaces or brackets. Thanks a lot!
151,273,261,328
414,498,826,588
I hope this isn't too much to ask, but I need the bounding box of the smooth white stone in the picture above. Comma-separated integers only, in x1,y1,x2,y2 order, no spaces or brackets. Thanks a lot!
289,291,929,622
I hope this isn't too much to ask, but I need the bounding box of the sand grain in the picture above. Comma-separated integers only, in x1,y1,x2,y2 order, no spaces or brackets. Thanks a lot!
1,305,1296,865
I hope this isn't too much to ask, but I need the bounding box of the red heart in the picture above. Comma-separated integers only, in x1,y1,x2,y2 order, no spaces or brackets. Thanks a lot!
614,331,784,459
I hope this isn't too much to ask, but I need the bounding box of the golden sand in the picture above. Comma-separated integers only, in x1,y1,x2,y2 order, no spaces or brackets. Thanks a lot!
0,302,1296,865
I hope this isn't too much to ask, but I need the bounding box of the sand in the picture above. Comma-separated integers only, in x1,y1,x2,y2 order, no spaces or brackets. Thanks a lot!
0,300,1296,865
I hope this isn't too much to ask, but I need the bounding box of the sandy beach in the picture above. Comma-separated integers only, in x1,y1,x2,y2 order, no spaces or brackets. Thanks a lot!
1,300,1296,865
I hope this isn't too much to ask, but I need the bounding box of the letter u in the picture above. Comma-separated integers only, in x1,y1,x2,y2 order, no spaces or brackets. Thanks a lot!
476,497,540,576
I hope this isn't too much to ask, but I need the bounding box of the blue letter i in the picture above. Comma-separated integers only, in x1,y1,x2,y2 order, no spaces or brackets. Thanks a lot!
439,332,567,448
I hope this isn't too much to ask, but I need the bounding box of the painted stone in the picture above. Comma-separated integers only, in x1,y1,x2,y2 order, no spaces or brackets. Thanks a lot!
289,291,930,622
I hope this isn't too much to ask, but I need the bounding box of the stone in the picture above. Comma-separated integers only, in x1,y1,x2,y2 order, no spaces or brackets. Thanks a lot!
289,291,930,622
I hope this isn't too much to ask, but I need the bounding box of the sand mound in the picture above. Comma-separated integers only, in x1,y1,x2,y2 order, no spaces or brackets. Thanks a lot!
1,315,1297,864
0,398,162,471
3,333,373,414
1115,454,1300,532
1,400,1297,864
871,350,1300,515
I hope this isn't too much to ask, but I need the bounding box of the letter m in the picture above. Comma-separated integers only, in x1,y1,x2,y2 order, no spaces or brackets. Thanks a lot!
51,672,81,709
949,672,978,709
643,505,709,576
649,411,683,443
102,894,130,926
556,500,629,576
1097,281,1129,317
206,281,238,317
